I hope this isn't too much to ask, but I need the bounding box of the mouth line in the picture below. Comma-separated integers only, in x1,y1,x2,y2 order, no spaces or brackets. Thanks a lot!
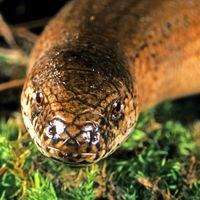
45,143,109,157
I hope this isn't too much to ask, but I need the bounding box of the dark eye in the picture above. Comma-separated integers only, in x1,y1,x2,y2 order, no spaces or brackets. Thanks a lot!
33,92,43,107
110,100,123,120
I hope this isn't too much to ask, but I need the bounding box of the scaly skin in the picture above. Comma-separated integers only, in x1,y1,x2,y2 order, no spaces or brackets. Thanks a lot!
21,0,200,165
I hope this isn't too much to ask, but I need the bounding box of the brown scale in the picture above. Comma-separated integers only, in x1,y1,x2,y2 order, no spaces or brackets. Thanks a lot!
21,0,200,165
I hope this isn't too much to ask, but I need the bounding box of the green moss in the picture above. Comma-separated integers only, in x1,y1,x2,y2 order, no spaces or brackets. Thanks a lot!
64,166,98,200
25,171,58,200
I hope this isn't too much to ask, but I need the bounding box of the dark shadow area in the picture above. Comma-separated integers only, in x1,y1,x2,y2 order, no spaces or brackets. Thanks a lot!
0,0,67,24
155,95,200,125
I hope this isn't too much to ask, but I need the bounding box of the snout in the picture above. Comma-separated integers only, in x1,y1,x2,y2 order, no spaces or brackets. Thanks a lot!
40,117,106,165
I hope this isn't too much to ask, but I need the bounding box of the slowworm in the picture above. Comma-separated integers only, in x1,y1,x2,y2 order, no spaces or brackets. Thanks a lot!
21,0,200,165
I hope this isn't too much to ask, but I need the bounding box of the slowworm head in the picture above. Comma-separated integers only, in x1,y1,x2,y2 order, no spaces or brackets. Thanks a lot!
21,49,138,165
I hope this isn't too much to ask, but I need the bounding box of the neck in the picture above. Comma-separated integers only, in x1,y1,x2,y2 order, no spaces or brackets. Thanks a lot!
127,8,200,112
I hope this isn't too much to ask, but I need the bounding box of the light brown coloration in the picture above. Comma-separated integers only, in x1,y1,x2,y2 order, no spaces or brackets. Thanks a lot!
21,0,200,165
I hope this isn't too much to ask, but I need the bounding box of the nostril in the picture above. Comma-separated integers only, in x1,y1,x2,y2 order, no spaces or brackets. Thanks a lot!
91,131,100,145
49,125,56,135
46,125,58,139
46,119,66,139
81,123,100,145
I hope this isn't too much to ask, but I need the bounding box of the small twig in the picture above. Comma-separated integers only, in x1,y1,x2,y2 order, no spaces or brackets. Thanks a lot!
0,48,28,65
0,13,17,48
15,17,50,29
0,166,8,177
13,27,38,43
0,79,24,91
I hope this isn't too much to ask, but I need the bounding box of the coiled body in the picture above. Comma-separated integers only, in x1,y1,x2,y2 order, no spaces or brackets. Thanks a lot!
21,0,200,165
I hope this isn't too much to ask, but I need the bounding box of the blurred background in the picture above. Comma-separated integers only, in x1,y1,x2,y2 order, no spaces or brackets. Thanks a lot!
0,0,66,25
0,0,67,117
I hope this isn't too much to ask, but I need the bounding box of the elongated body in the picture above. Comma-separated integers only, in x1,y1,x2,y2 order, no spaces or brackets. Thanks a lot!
21,0,200,165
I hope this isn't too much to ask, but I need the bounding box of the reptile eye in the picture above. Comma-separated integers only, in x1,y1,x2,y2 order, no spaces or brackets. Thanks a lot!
33,92,43,107
110,100,123,120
